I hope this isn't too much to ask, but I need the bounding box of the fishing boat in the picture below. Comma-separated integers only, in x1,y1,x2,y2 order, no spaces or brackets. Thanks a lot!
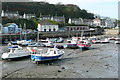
1,46,31,60
40,38,50,42
21,40,32,46
56,37,64,43
77,40,91,50
108,37,116,40
30,46,65,62
90,37,101,44
42,40,54,47
100,38,110,43
115,41,120,44
115,39,120,44
64,37,79,49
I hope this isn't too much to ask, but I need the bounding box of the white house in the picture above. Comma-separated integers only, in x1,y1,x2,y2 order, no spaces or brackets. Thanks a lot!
1,10,19,19
82,19,93,26
42,15,51,20
23,13,36,19
105,19,115,28
68,18,83,25
93,18,101,26
51,16,65,23
37,21,59,32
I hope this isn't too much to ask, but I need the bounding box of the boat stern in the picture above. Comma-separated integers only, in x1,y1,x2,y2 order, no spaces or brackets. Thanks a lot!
1,53,9,59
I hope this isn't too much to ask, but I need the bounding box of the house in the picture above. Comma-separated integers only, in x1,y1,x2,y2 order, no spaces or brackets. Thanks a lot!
68,18,83,25
3,23,20,34
65,26,89,31
51,16,65,23
42,15,51,20
93,18,101,26
1,10,19,19
93,18,115,28
23,13,36,19
82,19,93,26
37,21,59,32
105,19,115,28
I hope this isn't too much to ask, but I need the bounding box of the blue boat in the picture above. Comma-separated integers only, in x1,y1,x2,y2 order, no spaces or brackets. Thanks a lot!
30,47,65,62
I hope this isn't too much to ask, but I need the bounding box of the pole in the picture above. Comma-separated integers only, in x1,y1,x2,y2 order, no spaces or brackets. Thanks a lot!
37,31,39,43
20,24,22,40
24,23,27,40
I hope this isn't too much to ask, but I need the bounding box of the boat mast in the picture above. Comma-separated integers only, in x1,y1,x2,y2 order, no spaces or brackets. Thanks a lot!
20,24,22,40
37,31,39,43
24,23,27,40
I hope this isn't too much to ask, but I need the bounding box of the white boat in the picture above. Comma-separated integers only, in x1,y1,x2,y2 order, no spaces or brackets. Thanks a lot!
30,46,65,62
64,37,79,49
1,46,31,59
115,40,120,44
42,40,54,47
100,38,110,43
40,38,50,42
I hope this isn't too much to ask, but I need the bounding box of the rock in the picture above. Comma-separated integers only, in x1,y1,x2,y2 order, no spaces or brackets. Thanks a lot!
58,70,61,72
62,67,65,69
86,70,89,72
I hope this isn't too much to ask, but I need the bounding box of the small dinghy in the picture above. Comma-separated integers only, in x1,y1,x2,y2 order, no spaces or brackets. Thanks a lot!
30,46,65,62
1,46,31,60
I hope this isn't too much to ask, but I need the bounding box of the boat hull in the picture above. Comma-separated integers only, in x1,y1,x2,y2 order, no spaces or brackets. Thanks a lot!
77,44,91,50
64,44,78,49
2,52,30,59
31,54,63,62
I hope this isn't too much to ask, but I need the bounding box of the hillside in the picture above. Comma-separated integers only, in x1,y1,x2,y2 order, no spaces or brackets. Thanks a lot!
2,2,94,19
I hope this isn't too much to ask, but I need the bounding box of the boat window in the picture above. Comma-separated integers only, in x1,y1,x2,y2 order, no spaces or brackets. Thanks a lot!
54,51,56,54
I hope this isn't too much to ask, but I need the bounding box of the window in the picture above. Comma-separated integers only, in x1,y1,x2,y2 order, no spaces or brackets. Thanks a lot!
49,29,51,32
44,29,46,32
53,28,56,31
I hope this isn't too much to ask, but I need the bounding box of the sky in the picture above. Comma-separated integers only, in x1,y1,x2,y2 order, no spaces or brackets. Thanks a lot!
32,0,119,19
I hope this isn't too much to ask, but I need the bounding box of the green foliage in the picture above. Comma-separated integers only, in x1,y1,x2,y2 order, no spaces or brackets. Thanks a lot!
47,20,59,25
2,2,94,19
2,18,38,30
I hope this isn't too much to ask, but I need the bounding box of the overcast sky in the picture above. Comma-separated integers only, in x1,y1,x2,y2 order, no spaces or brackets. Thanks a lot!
33,0,119,19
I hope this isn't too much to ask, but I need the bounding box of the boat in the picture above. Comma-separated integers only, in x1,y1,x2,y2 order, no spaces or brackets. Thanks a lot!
1,46,31,60
90,37,101,44
30,46,65,62
56,37,64,43
40,38,50,42
115,41,120,44
100,38,110,43
77,40,91,50
28,43,42,47
42,40,54,47
64,37,79,49
21,40,32,46
108,37,116,40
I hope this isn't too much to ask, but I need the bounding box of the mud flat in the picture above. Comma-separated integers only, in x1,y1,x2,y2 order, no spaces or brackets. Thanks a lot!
1,35,118,78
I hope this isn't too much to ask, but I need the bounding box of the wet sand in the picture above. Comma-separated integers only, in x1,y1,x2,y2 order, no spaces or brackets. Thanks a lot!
0,35,118,78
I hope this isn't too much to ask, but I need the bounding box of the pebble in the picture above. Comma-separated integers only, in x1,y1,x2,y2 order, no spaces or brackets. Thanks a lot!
62,67,65,69
58,70,61,72
86,70,89,72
